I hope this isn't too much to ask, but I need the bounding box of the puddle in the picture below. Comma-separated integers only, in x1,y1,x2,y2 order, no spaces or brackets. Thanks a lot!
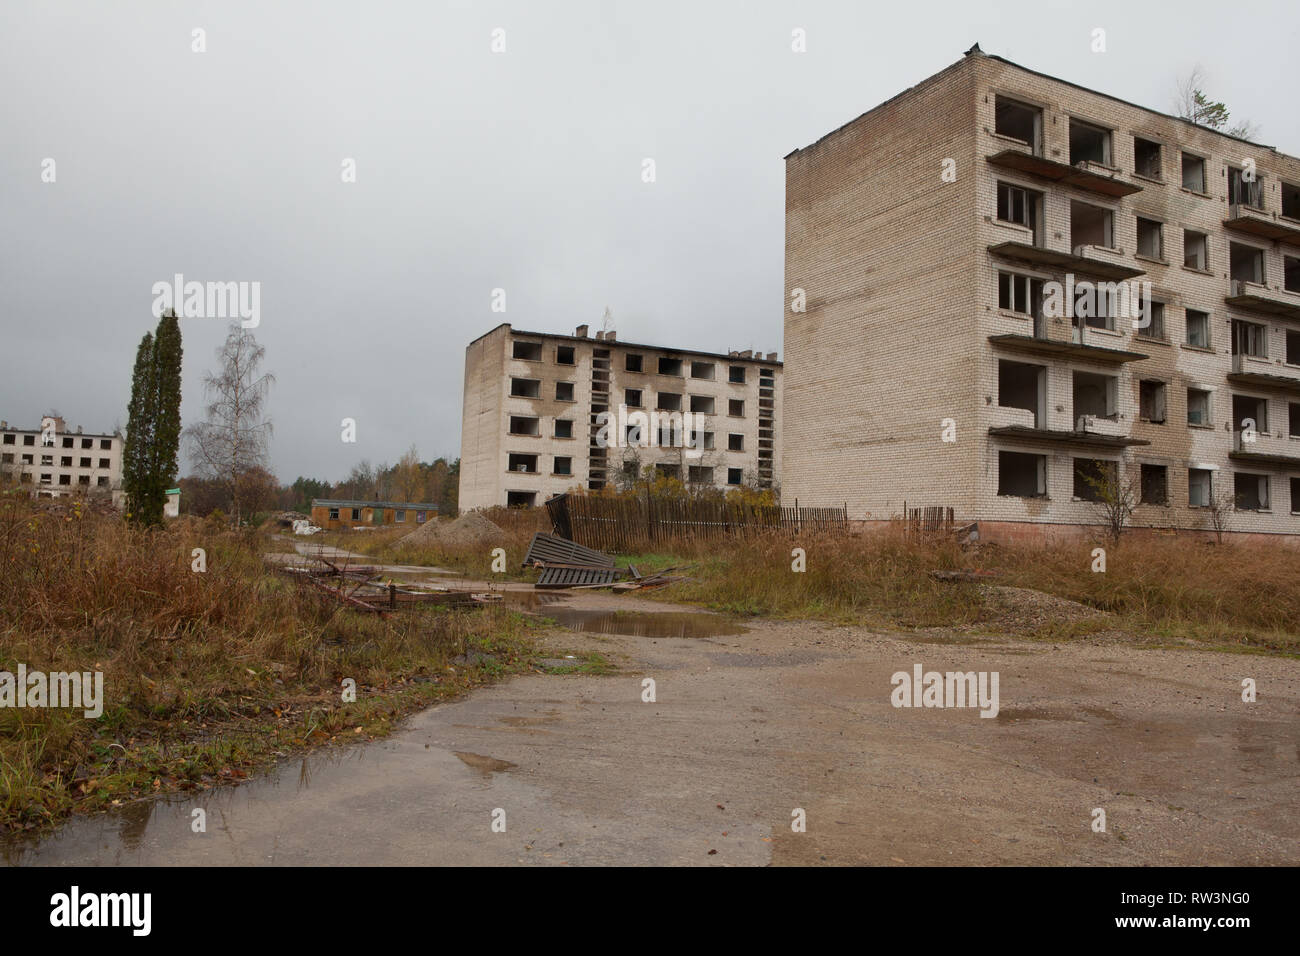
453,752,517,774
510,602,748,638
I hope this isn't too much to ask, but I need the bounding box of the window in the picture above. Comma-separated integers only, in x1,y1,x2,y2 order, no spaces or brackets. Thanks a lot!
39,473,51,485
1228,167,1263,209
555,382,575,401
688,431,715,451
95,476,107,487
99,439,111,450
1185,309,1210,348
21,454,32,465
625,354,643,373
57,474,70,486
81,438,92,449
998,360,1045,427
79,457,91,468
1290,403,1300,438
729,399,745,417
994,97,1041,152
1136,217,1163,260
1139,380,1167,423
1233,394,1268,434
510,378,541,398
1181,153,1206,193
556,345,575,365
61,437,72,448
689,395,715,414
508,416,540,436
998,451,1046,497
656,392,682,411
416,511,428,522
654,463,681,480
1183,230,1208,270
508,454,539,474
998,272,1043,315
512,341,543,361
728,366,746,384
328,507,340,520
1285,256,1300,294
1230,242,1264,285
1137,300,1165,340
554,456,572,476
1140,464,1168,505
1073,371,1117,420
1073,458,1116,501
554,419,573,439
1189,469,1212,508
624,424,643,445
351,508,361,520
23,435,34,446
77,475,89,486
624,388,643,407
1,434,11,445
997,182,1042,242
658,357,683,376
98,458,110,469
1070,201,1113,249
688,465,713,484
0,454,10,464
727,467,743,485
1234,473,1268,511
1187,389,1211,426
395,510,405,522
40,455,52,466
1069,119,1111,165
1134,137,1161,178
60,456,72,467
506,492,536,509
690,361,715,380
1231,319,1268,359
728,433,744,451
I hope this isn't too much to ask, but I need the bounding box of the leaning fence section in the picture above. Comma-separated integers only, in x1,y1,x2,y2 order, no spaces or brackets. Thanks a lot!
545,493,849,553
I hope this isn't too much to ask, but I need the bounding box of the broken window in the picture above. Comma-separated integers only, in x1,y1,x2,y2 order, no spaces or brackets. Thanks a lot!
1136,217,1164,259
997,451,1046,497
553,456,572,476
1073,371,1118,422
689,395,715,414
728,366,746,384
1188,468,1212,507
554,419,573,439
1076,285,1115,331
688,465,714,484
39,473,51,485
1287,330,1300,366
1139,380,1167,423
654,463,681,480
1231,319,1268,358
1140,464,1168,505
1181,153,1207,192
1285,256,1300,294
510,377,541,398
60,456,72,467
508,416,540,436
555,381,575,401
994,97,1041,151
1073,458,1116,501
512,341,543,361
727,433,744,451
1137,300,1165,340
997,272,1043,316
556,345,575,365
506,491,537,508
690,361,715,380
997,182,1042,243
1069,119,1111,166
729,399,745,416
1070,201,1113,250
1232,393,1268,433
1134,137,1162,178
727,467,743,485
625,388,643,407
508,454,539,474
656,392,682,411
1187,388,1211,426
1283,182,1300,220
1230,242,1264,285
1228,167,1263,209
78,475,89,486
96,476,108,487
998,360,1045,427
1289,402,1300,438
1234,472,1268,511
1185,309,1210,348
20,454,32,465
1183,230,1208,270
658,357,683,376
625,353,644,373
40,455,52,466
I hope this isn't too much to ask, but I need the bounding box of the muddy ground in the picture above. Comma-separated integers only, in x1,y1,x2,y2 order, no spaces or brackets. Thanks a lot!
8,580,1297,866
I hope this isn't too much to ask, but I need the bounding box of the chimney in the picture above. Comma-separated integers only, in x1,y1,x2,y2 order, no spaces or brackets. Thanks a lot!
575,324,588,338
595,330,605,340
767,352,778,361
740,349,752,359
605,331,616,342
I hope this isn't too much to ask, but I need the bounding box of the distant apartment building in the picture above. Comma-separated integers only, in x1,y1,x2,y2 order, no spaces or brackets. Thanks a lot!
784,46,1300,539
0,415,125,506
460,323,782,510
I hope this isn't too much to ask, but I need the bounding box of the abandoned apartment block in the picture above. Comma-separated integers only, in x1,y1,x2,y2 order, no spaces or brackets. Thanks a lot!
459,323,781,509
783,46,1300,539
0,415,124,508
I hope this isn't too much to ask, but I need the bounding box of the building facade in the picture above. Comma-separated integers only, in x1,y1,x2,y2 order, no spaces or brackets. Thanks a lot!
460,324,782,510
0,415,125,507
784,47,1300,539
310,499,439,531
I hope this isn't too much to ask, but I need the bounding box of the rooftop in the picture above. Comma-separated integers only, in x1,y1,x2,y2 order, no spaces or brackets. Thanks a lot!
470,323,782,366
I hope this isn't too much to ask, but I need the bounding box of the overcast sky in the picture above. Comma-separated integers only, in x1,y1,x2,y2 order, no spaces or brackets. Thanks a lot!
3,0,1297,482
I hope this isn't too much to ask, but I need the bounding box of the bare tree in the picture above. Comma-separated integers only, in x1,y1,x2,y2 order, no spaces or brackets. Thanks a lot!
1205,488,1235,544
1081,461,1141,544
1173,66,1259,140
184,324,275,526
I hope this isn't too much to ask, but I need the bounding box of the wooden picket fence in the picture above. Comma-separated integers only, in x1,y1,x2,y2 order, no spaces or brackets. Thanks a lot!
545,493,849,553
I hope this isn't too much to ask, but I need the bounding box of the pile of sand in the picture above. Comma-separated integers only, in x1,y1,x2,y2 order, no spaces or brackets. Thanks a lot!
400,511,508,549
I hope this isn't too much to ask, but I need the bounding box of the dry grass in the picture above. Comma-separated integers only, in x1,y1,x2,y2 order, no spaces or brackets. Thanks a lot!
0,495,537,832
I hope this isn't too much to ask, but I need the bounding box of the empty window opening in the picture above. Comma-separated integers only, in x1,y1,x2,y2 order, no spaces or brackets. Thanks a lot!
994,97,1041,150
1069,119,1111,166
997,182,1043,243
1293,477,1300,514
1073,371,1118,422
81,438,92,449
1139,380,1167,423
555,381,575,401
1136,217,1164,259
1134,137,1161,178
728,366,746,384
554,419,573,439
512,341,543,361
1185,309,1210,348
77,475,89,486
1075,283,1116,331
1070,201,1113,249
656,392,682,411
100,439,111,450
658,356,683,376
510,377,541,398
1285,256,1300,294
1188,468,1212,508
60,456,72,467
1289,402,1300,438
690,361,716,380
1228,167,1263,209
1137,300,1165,340
508,416,540,436
553,456,572,476
998,360,1045,427
689,395,715,414
58,474,71,486
61,437,72,448
1140,464,1168,505
1232,394,1268,433
688,465,714,484
1234,472,1269,511
1181,153,1206,192
1283,182,1300,220
1187,388,1211,426
23,435,34,446
1231,319,1268,358
1183,230,1208,270
625,353,644,373
728,433,745,451
506,491,537,508
727,467,743,485
1230,242,1265,285
556,345,575,365
998,451,1046,498
1287,330,1300,366
729,399,745,416
655,463,681,480
98,458,110,469
79,457,91,468
96,476,107,487
508,454,539,474
625,388,643,407
1073,458,1116,502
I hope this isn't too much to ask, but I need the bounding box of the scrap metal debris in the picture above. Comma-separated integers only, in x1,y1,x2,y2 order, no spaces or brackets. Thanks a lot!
523,530,691,593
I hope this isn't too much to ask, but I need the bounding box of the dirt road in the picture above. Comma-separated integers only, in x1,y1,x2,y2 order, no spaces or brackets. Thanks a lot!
9,591,1298,865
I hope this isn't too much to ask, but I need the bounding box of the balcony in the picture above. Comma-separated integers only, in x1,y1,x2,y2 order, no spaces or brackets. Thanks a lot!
1222,205,1300,244
1226,353,1300,395
988,333,1147,364
1224,279,1300,321
988,420,1149,449
986,149,1142,198
1229,428,1300,468
988,241,1144,281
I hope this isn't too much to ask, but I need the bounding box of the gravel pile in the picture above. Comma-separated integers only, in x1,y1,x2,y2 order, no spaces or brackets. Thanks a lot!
400,511,508,549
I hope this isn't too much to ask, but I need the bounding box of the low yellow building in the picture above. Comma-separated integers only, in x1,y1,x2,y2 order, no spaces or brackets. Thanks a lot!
309,498,439,531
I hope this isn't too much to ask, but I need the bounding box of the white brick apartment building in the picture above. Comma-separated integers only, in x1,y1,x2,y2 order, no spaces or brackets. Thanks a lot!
784,46,1300,541
460,324,781,510
0,415,125,507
